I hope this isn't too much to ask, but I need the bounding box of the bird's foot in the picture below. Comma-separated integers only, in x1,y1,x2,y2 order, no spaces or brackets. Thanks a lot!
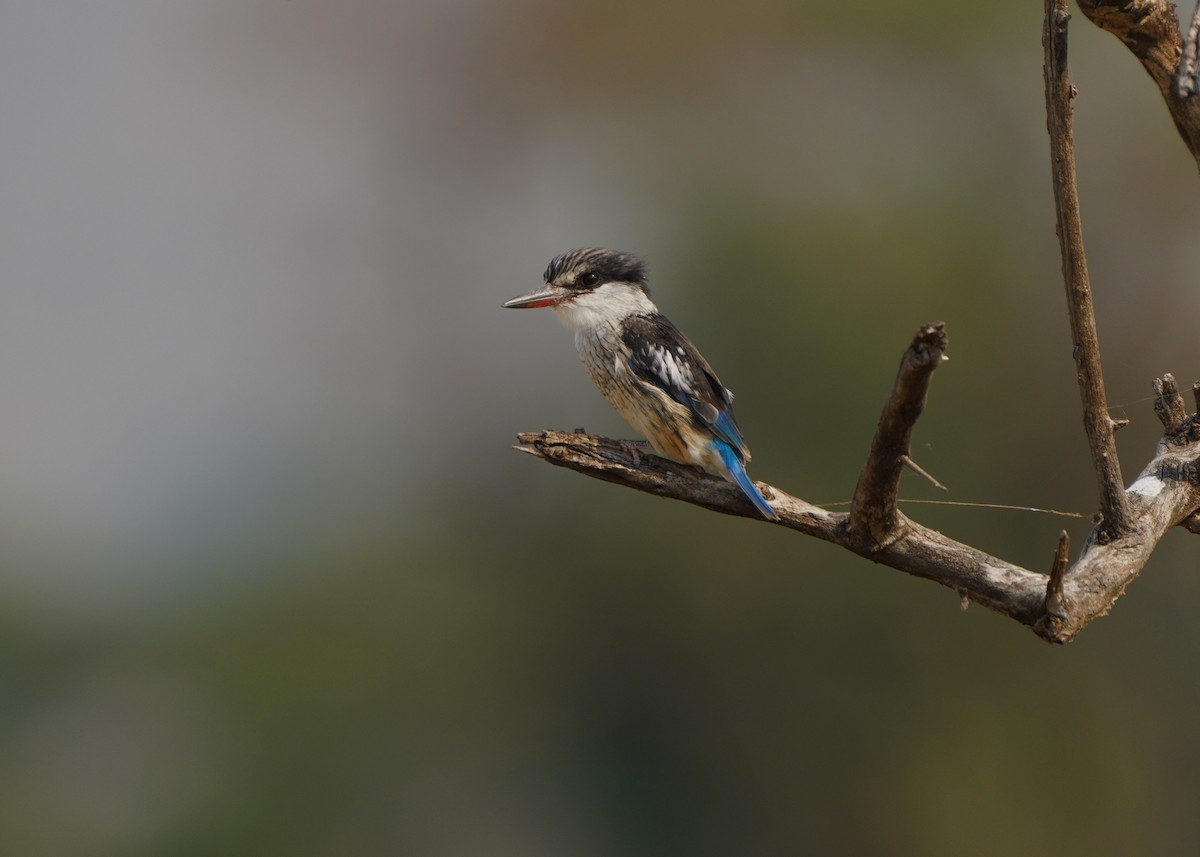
621,439,651,466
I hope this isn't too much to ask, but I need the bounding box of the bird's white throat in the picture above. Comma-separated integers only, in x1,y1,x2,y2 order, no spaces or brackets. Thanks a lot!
551,282,657,335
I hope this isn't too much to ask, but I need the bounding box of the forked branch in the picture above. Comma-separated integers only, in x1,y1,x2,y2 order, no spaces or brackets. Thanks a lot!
514,337,1200,643
510,3,1200,642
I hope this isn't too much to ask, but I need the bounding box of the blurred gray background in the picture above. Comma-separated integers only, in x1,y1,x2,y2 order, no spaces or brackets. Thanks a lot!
2,1,1198,855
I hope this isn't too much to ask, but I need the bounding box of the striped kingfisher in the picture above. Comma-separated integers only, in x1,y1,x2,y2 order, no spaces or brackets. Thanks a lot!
504,247,778,520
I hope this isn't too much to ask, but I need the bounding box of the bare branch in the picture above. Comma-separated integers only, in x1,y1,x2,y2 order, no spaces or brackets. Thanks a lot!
1076,0,1200,169
901,455,948,492
514,356,1200,644
514,426,1050,630
514,406,1200,643
850,323,948,550
1044,0,1135,541
514,430,838,533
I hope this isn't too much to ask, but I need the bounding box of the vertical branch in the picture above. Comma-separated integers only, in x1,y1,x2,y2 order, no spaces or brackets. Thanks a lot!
1042,0,1134,540
849,323,948,549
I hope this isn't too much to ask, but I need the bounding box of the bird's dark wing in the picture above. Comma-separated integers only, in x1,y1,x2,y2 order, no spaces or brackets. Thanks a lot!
620,313,749,457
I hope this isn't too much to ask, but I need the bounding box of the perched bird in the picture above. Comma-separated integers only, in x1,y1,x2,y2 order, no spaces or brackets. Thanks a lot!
504,247,778,520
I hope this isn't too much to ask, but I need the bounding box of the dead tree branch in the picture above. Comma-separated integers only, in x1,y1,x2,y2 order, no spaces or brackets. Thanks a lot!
850,324,948,551
515,349,1200,643
1076,0,1200,169
509,3,1200,643
1044,0,1134,541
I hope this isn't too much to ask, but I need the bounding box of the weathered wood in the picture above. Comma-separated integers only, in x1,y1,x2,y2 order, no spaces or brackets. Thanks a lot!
849,323,947,551
1044,0,1134,541
515,394,1200,644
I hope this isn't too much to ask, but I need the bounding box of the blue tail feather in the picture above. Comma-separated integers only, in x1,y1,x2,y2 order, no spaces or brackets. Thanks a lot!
713,439,779,521
710,410,747,456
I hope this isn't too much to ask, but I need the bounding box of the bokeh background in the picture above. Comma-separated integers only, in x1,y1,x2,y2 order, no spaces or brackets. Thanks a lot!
2,2,1198,855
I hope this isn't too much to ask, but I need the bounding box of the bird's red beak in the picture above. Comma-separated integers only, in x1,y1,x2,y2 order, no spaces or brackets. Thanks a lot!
502,286,566,309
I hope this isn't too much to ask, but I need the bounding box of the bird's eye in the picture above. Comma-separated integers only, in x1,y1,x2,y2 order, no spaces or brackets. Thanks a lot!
578,272,601,288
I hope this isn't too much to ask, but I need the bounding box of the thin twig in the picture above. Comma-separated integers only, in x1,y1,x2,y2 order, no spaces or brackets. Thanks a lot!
1043,0,1134,541
901,454,948,492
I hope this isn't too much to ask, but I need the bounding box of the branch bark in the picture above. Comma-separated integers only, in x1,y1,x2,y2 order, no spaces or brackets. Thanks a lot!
1076,0,1200,170
1044,0,1135,541
850,323,947,550
514,351,1200,643
507,3,1200,644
